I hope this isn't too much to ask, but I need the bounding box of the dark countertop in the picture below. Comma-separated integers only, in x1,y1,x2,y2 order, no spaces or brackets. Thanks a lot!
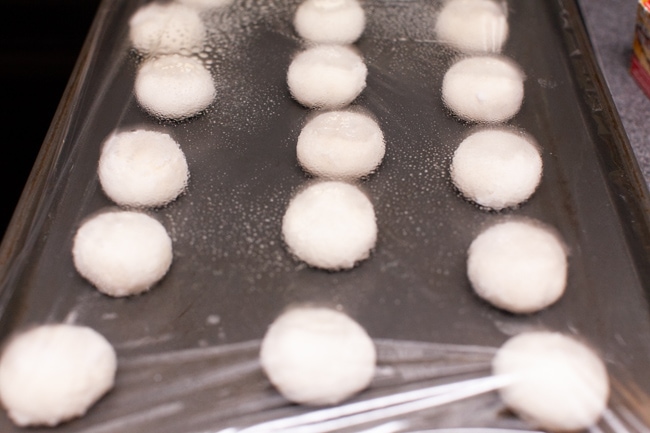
577,0,650,185
0,0,102,236
0,0,648,238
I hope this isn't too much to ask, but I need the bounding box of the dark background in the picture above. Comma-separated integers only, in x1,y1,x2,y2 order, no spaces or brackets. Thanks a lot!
0,0,102,238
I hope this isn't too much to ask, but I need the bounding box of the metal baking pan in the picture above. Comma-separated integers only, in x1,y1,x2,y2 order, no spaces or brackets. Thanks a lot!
1,0,649,431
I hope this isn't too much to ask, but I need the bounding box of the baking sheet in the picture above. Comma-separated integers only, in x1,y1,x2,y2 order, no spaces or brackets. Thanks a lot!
1,0,650,431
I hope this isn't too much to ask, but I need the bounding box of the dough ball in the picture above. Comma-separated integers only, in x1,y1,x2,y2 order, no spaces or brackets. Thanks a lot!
0,324,117,427
450,128,542,210
260,306,376,406
467,220,567,314
72,211,173,297
435,0,509,53
98,129,189,208
282,181,377,270
442,56,524,123
297,110,385,179
493,331,609,431
287,45,367,109
129,2,205,55
135,54,216,120
294,0,366,45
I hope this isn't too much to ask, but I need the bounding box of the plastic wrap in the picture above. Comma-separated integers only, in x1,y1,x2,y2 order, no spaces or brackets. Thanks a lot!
0,0,649,431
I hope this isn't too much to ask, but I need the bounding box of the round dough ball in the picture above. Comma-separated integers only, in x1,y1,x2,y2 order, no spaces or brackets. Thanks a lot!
72,211,173,297
135,54,216,120
98,129,189,208
435,0,509,53
442,56,524,123
493,332,609,431
467,220,567,314
297,110,385,179
260,306,376,406
450,128,542,210
0,324,117,427
282,181,377,270
287,45,367,109
294,0,366,45
129,2,205,55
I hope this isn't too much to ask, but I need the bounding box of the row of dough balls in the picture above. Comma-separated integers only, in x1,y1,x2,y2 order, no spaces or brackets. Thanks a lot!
288,0,367,110
129,2,220,120
434,4,600,428
436,0,576,404
434,6,606,433
260,306,609,432
437,0,523,124
72,0,225,294
284,111,384,271
0,2,235,426
73,129,190,297
437,1,536,210
3,2,222,425
0,308,610,431
436,1,566,315
283,0,384,271
84,0,245,299
289,0,376,177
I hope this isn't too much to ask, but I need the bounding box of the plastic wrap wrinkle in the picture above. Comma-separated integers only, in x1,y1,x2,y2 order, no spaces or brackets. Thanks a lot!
102,339,508,432
78,338,649,433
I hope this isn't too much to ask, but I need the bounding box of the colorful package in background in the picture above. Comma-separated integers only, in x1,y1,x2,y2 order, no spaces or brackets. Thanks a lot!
631,0,650,98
